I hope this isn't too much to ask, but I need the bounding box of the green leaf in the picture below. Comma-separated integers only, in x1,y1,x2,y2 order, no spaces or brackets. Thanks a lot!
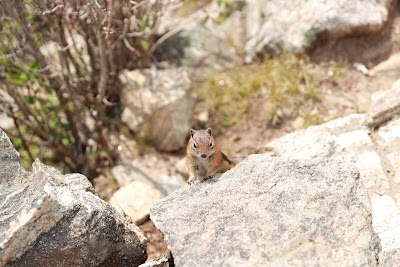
61,123,69,129
49,118,57,129
140,40,149,50
5,72,28,86
49,129,58,138
110,118,119,126
13,138,22,148
23,96,35,105
29,60,40,70
138,18,151,31
61,137,70,146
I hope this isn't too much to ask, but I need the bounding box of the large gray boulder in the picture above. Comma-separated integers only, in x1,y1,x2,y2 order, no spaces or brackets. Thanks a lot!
0,128,147,266
110,157,186,225
151,156,380,266
119,68,194,151
266,88,400,263
156,1,243,80
245,0,393,61
267,114,389,193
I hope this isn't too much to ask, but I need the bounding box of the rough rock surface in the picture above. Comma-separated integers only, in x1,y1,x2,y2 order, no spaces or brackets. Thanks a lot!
266,84,400,262
369,52,400,77
151,156,380,266
267,114,389,192
245,0,393,61
0,128,147,267
380,249,400,267
365,80,400,128
371,195,400,250
0,129,26,190
110,159,186,225
119,68,194,151
111,155,186,189
110,181,163,224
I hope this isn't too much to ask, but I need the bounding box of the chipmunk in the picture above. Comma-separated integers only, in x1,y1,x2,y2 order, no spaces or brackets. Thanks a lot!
186,128,235,184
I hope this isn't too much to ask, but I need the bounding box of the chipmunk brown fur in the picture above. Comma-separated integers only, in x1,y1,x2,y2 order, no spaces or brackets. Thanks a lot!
186,128,234,184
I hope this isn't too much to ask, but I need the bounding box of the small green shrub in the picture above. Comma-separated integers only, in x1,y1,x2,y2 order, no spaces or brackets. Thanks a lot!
0,0,165,178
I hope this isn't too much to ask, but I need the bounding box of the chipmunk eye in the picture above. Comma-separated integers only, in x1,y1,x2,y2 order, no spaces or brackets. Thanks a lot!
192,142,197,149
209,141,214,148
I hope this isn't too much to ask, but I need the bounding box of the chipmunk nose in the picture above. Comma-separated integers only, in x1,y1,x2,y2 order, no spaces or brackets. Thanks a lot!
201,154,207,158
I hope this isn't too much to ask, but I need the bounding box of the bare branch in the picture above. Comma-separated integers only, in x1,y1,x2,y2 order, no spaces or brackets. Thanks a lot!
42,4,64,15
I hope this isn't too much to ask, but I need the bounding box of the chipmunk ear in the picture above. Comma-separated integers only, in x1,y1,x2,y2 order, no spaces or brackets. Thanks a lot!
190,129,195,138
206,127,212,136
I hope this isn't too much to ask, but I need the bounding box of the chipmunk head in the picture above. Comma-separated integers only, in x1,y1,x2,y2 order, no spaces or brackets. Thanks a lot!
189,128,216,159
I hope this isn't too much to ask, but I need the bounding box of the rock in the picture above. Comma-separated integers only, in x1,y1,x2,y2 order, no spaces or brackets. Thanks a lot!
112,162,148,188
266,104,400,259
375,117,400,185
109,181,163,224
292,116,305,130
138,253,173,267
111,155,186,190
0,129,147,266
369,52,400,77
371,195,400,266
156,1,243,80
151,156,380,266
119,68,194,151
371,195,400,251
0,128,26,190
40,34,90,75
110,158,186,225
245,0,393,62
92,173,118,201
174,157,188,176
365,80,400,128
155,175,187,196
268,114,389,193
380,248,400,267
110,160,186,224
0,113,14,130
159,19,242,80
39,41,61,74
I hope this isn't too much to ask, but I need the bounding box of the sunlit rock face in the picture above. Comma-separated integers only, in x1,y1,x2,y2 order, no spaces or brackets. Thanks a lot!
151,156,380,267
0,128,147,267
